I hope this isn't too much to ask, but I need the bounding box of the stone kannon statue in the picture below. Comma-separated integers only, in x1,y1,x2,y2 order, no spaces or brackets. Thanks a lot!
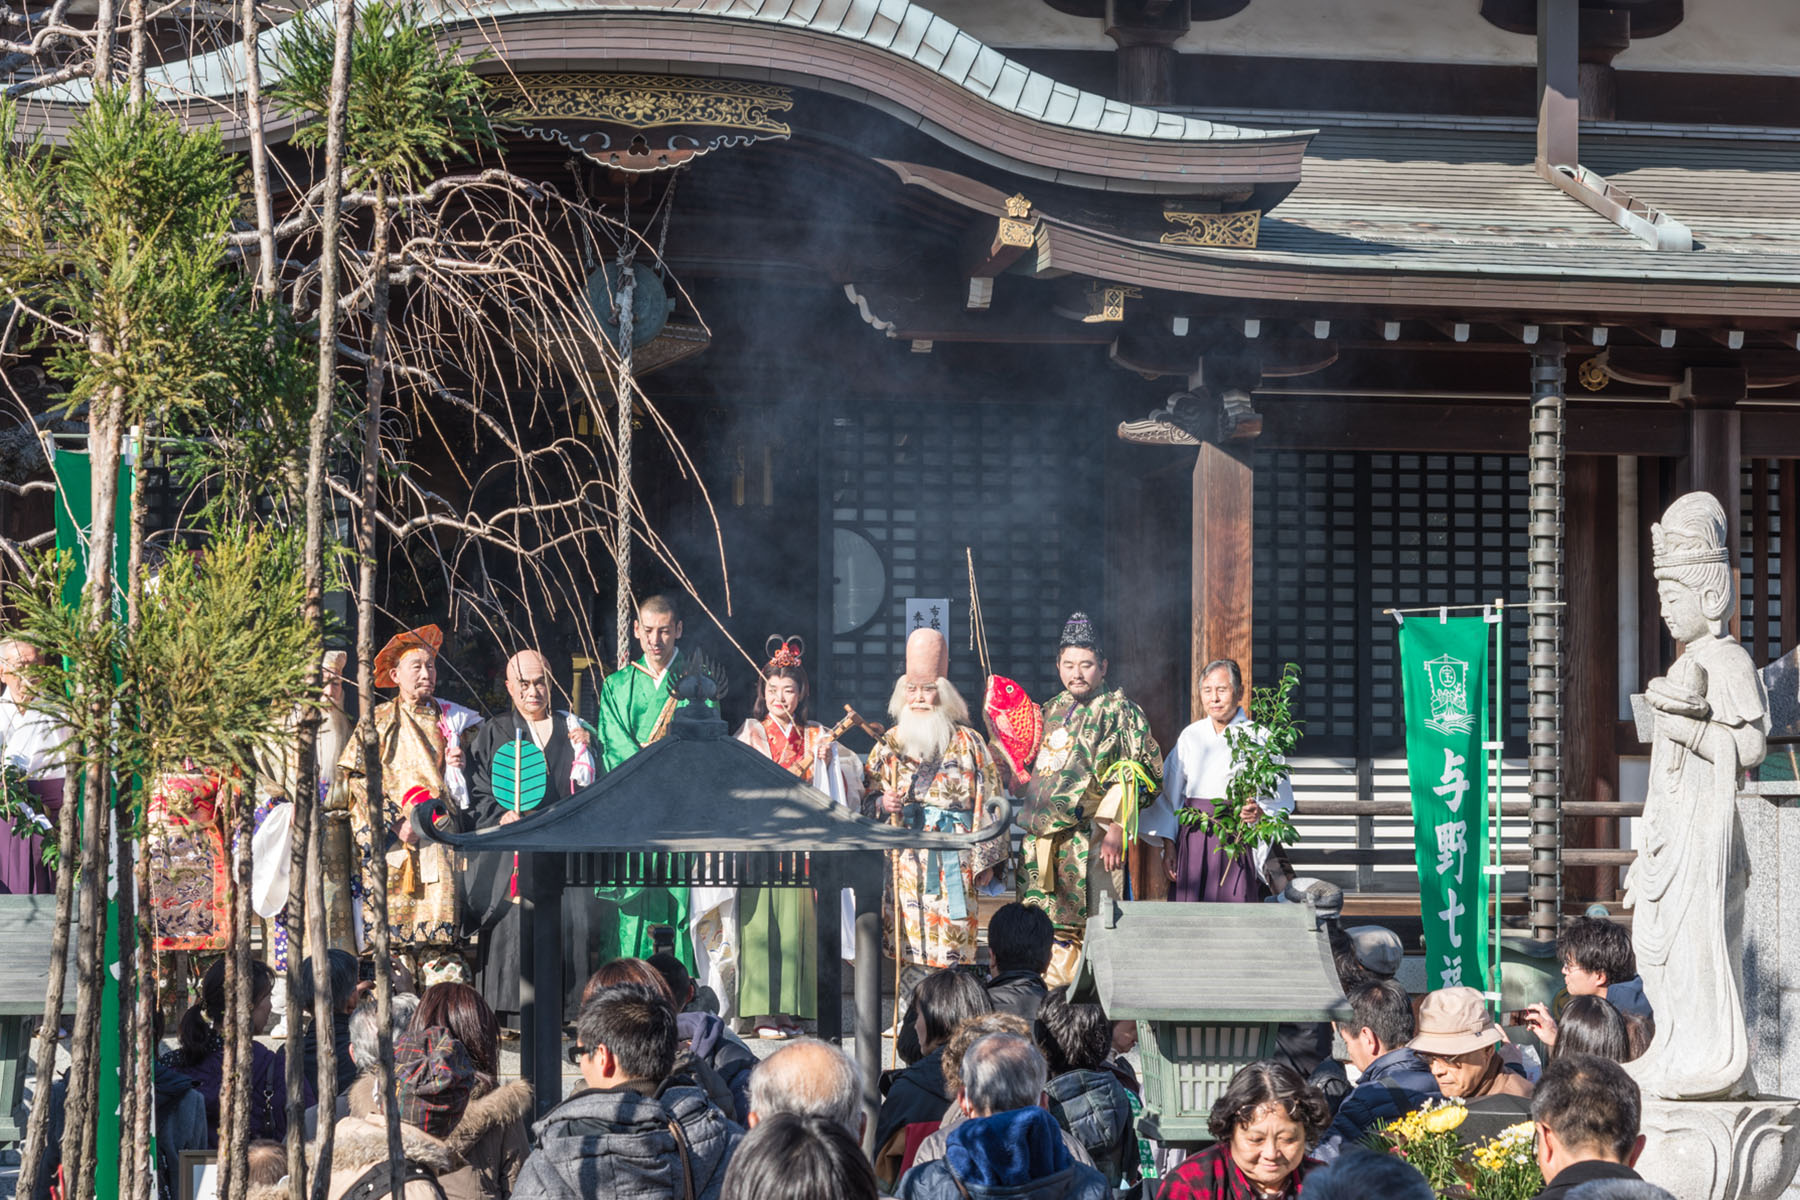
1625,491,1770,1102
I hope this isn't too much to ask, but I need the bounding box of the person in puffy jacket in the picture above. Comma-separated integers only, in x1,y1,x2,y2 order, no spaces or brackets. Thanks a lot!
651,952,758,1121
897,1034,1108,1200
512,983,743,1200
911,1013,1097,1172
1033,990,1138,1189
319,1025,483,1200
983,903,1052,1025
587,956,752,1121
1314,977,1440,1162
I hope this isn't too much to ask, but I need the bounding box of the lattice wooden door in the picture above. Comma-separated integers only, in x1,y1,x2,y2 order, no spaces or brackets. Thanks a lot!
816,401,1106,727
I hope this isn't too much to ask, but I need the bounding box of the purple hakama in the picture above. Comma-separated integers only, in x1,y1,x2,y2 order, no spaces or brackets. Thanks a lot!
1170,796,1265,904
0,778,61,895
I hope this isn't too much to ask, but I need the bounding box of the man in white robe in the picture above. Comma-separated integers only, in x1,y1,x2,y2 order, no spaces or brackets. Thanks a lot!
1140,658,1294,902
0,638,67,893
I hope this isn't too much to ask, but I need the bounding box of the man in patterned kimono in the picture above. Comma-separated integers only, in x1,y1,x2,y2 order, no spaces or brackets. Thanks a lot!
1015,613,1162,987
466,650,604,1018
865,627,1007,989
594,594,694,970
338,624,482,985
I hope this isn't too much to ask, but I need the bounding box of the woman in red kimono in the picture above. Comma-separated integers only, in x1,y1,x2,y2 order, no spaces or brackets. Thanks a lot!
732,638,862,1038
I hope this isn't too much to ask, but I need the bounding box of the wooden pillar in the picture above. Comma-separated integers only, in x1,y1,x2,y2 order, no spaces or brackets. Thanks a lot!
1105,0,1188,106
816,859,842,1040
1782,461,1799,654
1525,335,1566,939
1107,443,1192,902
522,852,565,1119
1191,443,1254,713
1536,0,1579,167
851,851,883,1158
1677,368,1745,640
1562,456,1620,902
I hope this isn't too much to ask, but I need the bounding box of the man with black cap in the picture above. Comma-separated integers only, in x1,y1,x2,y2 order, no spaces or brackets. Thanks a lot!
1015,613,1162,987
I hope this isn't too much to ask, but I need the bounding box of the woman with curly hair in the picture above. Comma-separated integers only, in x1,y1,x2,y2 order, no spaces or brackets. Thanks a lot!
1156,1060,1330,1200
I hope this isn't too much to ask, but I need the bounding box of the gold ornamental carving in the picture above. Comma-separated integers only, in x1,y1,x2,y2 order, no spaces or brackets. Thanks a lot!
489,72,794,136
995,217,1036,249
1003,193,1032,218
1578,357,1610,392
1160,209,1262,249
1082,284,1142,324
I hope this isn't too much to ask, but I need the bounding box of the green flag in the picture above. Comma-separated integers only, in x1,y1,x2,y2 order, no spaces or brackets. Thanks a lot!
52,447,131,1200
1398,616,1490,995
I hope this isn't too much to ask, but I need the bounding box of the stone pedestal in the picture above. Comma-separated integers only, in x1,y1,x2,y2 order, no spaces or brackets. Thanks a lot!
1737,790,1800,1199
1636,1099,1800,1200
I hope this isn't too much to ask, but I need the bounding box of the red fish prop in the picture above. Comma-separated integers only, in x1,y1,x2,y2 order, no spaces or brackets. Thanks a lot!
984,674,1043,784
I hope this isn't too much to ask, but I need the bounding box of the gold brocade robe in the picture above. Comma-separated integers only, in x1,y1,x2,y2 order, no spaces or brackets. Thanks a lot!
338,697,478,948
863,727,1008,969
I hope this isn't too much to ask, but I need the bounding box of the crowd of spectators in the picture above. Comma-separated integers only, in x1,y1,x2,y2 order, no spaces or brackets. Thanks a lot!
126,901,1681,1200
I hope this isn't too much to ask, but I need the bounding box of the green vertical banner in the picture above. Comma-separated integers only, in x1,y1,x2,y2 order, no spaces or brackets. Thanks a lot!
1398,615,1491,996
51,447,130,1200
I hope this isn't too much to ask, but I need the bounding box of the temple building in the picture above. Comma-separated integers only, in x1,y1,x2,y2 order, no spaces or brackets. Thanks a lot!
7,0,1800,935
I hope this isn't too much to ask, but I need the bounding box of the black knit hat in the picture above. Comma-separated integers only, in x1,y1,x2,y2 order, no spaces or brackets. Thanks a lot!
1059,612,1101,654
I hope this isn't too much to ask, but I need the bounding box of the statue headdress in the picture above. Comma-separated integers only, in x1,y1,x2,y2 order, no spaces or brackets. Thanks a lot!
1652,491,1733,630
1652,492,1730,575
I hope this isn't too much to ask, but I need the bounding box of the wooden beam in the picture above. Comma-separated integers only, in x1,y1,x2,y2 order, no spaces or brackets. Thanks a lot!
1192,444,1254,710
1255,397,1689,456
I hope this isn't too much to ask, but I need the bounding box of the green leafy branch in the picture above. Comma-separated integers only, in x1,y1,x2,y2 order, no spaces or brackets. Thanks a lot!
0,760,59,871
1177,662,1305,865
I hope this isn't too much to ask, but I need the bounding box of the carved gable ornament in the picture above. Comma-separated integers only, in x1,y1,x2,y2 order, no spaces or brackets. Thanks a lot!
488,72,794,172
1161,209,1261,249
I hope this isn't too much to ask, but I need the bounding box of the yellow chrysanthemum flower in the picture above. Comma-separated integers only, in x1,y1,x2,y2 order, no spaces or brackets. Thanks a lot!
1423,1104,1469,1133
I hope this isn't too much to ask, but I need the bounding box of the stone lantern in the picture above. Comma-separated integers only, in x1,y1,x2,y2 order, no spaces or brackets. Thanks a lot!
1072,900,1350,1144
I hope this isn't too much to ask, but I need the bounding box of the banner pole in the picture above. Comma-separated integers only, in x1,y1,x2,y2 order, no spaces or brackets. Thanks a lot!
1490,599,1505,1009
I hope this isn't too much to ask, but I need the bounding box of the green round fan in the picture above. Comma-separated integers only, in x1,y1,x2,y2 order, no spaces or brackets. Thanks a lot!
491,735,549,814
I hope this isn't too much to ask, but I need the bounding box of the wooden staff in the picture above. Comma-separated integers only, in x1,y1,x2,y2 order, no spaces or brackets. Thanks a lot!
884,754,904,1068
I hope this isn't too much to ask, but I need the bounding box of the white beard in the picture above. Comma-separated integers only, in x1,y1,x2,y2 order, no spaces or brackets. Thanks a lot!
893,706,957,763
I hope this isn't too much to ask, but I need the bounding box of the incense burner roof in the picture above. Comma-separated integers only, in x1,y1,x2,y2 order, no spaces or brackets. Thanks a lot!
417,701,1012,856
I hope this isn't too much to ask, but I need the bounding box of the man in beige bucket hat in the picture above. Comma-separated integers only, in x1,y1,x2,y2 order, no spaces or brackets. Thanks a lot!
1409,986,1535,1143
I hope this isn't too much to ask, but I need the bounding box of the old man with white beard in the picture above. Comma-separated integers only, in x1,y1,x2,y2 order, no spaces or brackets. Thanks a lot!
864,627,1007,981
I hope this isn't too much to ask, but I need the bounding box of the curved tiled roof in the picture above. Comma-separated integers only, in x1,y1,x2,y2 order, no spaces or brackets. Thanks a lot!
21,0,1312,194
881,118,1800,318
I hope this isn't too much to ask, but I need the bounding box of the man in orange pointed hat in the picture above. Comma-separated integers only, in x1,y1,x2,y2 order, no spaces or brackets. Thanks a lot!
337,624,484,985
864,627,1007,981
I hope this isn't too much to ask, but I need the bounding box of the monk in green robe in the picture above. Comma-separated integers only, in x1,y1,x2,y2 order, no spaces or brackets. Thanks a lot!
594,593,693,972
1015,613,1162,988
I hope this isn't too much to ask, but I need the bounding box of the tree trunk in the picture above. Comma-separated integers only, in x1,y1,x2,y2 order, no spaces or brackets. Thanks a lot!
91,0,116,86
241,0,276,302
14,712,80,1198
228,774,255,1200
359,176,407,1196
300,2,355,1194
59,395,123,1200
131,806,157,1200
125,0,144,105
114,449,146,1200
284,743,317,1200
216,778,242,1200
